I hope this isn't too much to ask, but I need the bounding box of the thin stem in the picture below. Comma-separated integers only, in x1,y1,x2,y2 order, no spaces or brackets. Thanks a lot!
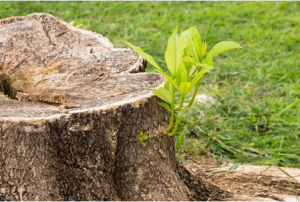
167,84,175,131
178,95,185,112
187,80,199,108
168,117,180,136
167,110,174,131
169,94,185,136
168,73,200,136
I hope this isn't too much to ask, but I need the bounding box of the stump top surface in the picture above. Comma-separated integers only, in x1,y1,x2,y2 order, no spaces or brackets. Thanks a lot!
0,13,164,118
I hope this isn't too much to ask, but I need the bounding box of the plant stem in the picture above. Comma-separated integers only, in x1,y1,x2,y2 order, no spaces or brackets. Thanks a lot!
167,110,174,131
169,94,185,136
187,80,199,108
168,118,180,136
168,78,200,136
167,84,175,131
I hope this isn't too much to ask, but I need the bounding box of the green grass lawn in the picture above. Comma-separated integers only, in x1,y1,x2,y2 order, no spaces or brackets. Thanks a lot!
1,1,299,168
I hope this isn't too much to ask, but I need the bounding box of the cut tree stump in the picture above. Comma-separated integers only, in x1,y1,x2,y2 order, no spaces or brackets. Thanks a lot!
0,13,230,201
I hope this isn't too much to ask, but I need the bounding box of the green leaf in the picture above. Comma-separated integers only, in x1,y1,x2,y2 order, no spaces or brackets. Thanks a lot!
139,131,148,141
204,54,213,67
75,24,83,28
165,26,180,76
181,27,202,62
196,63,212,71
182,56,196,64
159,70,179,91
179,33,186,58
164,80,169,90
190,69,209,87
152,87,172,104
200,41,207,59
208,41,242,57
123,40,162,72
176,63,189,84
158,102,173,114
139,141,145,146
139,131,148,146
189,65,197,77
180,82,192,98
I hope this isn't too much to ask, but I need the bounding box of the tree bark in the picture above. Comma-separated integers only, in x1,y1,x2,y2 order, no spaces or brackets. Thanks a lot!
0,13,229,201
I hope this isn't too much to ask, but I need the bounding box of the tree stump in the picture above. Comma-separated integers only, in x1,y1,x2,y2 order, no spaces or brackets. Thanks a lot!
0,13,229,201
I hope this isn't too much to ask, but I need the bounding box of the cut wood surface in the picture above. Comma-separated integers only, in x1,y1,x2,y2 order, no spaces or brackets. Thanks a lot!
0,13,162,117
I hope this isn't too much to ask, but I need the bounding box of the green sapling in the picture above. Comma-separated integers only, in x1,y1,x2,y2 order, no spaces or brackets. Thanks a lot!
124,26,242,138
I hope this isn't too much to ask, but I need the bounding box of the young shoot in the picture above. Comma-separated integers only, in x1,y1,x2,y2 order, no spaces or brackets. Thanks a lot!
124,26,242,137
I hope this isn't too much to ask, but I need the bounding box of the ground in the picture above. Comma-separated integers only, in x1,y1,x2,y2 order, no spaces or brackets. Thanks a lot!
181,151,300,201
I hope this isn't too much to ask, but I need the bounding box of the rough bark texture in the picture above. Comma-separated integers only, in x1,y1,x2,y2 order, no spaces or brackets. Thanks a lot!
0,94,177,200
0,13,229,201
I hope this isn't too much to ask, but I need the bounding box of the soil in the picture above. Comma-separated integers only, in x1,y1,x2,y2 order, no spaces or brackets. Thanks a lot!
182,154,300,201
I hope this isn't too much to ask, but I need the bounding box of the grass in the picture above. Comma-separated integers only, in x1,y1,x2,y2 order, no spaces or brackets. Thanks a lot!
1,2,299,168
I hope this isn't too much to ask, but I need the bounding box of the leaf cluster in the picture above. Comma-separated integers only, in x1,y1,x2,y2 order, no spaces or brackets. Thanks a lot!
138,131,149,146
